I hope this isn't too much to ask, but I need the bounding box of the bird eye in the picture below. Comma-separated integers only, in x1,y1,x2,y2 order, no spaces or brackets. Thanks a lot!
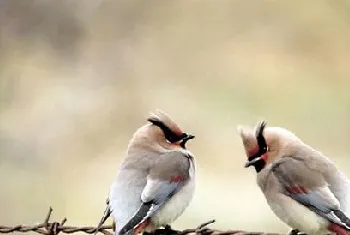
149,119,179,143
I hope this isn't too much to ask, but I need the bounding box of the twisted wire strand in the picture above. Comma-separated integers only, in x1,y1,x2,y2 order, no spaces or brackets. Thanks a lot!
0,207,282,235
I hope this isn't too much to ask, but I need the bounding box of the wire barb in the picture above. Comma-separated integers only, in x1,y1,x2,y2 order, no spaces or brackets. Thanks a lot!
94,199,112,235
196,220,216,230
0,207,283,235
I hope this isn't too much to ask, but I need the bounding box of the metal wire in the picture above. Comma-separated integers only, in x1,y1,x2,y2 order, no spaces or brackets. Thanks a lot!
0,207,282,235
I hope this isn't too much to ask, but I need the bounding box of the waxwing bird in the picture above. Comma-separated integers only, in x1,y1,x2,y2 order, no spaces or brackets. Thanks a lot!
95,110,196,235
238,121,350,235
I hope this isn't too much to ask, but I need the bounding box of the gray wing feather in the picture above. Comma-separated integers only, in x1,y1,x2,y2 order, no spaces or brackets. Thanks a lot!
272,156,350,229
118,151,190,235
117,180,182,235
118,203,152,235
141,178,183,204
292,190,334,213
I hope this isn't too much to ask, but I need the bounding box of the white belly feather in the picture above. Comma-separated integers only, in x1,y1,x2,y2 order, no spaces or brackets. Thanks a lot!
268,196,330,235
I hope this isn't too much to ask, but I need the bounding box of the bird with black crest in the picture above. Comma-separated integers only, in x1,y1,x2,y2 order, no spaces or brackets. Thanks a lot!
95,110,196,235
238,121,350,235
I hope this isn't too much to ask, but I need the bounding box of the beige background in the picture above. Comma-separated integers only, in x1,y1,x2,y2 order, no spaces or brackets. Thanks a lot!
1,1,350,234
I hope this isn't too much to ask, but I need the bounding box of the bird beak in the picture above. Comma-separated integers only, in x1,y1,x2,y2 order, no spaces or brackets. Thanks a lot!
244,156,262,168
183,133,195,141
179,133,195,148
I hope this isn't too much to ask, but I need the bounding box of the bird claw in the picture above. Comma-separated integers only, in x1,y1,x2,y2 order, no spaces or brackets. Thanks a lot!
163,224,179,234
288,229,308,235
145,225,179,235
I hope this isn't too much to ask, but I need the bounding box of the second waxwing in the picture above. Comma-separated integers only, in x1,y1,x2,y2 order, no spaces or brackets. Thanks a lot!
238,121,350,235
95,110,196,235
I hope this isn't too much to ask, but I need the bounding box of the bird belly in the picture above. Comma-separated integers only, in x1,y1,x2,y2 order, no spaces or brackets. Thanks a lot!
268,195,330,235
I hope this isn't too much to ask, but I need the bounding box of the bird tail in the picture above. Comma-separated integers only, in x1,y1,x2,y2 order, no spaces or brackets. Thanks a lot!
118,203,152,235
334,210,350,230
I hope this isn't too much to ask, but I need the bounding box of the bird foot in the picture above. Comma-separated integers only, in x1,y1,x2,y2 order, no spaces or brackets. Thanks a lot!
163,224,179,235
288,229,308,235
144,225,179,235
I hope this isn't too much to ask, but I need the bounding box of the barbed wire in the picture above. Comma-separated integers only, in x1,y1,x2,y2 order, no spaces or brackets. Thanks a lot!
0,207,283,235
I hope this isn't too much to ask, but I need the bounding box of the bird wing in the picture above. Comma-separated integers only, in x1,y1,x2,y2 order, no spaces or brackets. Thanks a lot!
271,156,350,229
118,151,191,235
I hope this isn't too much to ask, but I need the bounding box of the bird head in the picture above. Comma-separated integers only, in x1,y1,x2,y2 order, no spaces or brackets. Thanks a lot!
238,121,301,173
146,110,195,150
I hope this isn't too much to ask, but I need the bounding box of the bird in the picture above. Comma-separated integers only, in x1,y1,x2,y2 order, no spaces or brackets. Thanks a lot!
237,121,350,235
95,110,196,235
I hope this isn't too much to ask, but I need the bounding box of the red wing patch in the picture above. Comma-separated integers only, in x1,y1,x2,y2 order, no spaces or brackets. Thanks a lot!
170,175,185,183
286,186,308,194
328,223,348,235
134,219,150,235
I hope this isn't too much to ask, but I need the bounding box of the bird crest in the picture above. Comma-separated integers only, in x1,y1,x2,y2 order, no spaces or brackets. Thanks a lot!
147,109,183,137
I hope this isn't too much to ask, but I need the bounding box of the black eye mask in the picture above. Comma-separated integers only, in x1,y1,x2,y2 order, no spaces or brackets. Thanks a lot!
245,121,268,172
147,119,184,143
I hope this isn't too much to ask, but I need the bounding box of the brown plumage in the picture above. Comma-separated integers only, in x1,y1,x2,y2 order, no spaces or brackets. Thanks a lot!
238,121,350,235
106,110,195,235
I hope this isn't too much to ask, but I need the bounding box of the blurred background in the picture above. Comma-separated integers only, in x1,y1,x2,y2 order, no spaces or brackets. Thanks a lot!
1,0,350,234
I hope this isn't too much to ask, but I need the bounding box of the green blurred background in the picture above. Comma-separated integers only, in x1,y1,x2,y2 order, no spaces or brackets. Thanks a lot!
1,0,350,234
